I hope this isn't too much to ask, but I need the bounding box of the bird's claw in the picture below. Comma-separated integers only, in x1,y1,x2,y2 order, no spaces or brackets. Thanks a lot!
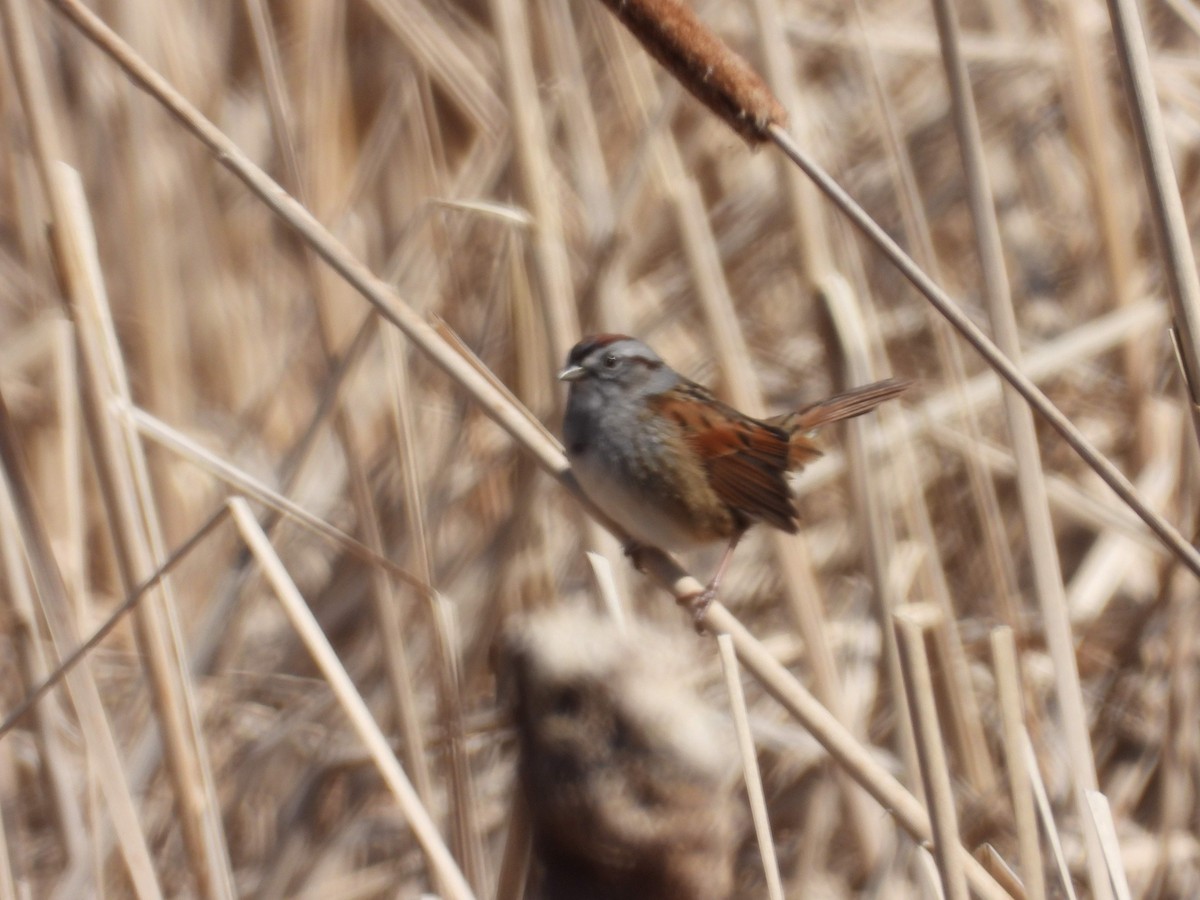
683,587,717,635
623,541,650,573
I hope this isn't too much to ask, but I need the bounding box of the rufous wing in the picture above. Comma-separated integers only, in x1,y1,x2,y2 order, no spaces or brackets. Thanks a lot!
652,385,799,534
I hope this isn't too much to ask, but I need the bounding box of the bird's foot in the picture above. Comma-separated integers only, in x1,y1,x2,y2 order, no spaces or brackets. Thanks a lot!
683,585,718,635
622,541,650,573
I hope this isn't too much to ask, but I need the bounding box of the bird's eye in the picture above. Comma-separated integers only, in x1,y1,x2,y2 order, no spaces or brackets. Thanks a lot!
603,353,619,369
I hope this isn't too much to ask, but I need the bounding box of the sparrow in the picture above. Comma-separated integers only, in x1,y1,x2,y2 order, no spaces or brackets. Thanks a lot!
559,334,908,622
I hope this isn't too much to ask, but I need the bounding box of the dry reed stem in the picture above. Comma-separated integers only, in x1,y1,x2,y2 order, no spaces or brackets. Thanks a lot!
928,612,995,792
1,528,84,875
50,163,236,900
1102,0,1200,448
0,392,163,899
228,498,476,900
0,509,228,741
1024,732,1079,900
381,327,439,806
50,319,86,616
0,385,84,863
1054,0,1149,458
245,0,451,875
585,551,629,627
127,406,427,590
925,0,1108,892
991,627,1048,900
2,0,232,884
975,845,1029,900
849,0,1022,622
1087,791,1135,900
699,602,1013,900
717,634,785,900
894,604,970,900
489,0,579,365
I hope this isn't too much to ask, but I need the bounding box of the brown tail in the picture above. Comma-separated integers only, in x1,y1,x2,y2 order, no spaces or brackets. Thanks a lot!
767,377,910,469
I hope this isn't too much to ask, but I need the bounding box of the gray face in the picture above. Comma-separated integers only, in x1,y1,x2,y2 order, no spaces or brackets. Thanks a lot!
558,335,679,405
559,335,697,544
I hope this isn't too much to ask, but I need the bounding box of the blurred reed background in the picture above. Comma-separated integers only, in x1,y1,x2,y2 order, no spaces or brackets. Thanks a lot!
0,0,1198,896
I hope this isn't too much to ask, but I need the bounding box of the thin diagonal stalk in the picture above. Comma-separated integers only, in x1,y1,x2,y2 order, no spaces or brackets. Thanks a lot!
764,123,1200,577
0,390,163,900
758,116,1200,580
229,498,476,900
126,405,426,590
1086,792,1134,900
801,300,1168,505
0,508,229,741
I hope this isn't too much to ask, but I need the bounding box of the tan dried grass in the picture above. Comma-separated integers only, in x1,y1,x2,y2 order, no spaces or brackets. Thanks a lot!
1,0,1198,896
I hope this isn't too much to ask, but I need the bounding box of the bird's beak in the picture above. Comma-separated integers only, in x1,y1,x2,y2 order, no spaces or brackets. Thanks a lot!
557,365,586,382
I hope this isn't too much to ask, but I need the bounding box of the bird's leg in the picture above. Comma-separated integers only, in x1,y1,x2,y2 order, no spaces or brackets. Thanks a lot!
687,533,742,632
